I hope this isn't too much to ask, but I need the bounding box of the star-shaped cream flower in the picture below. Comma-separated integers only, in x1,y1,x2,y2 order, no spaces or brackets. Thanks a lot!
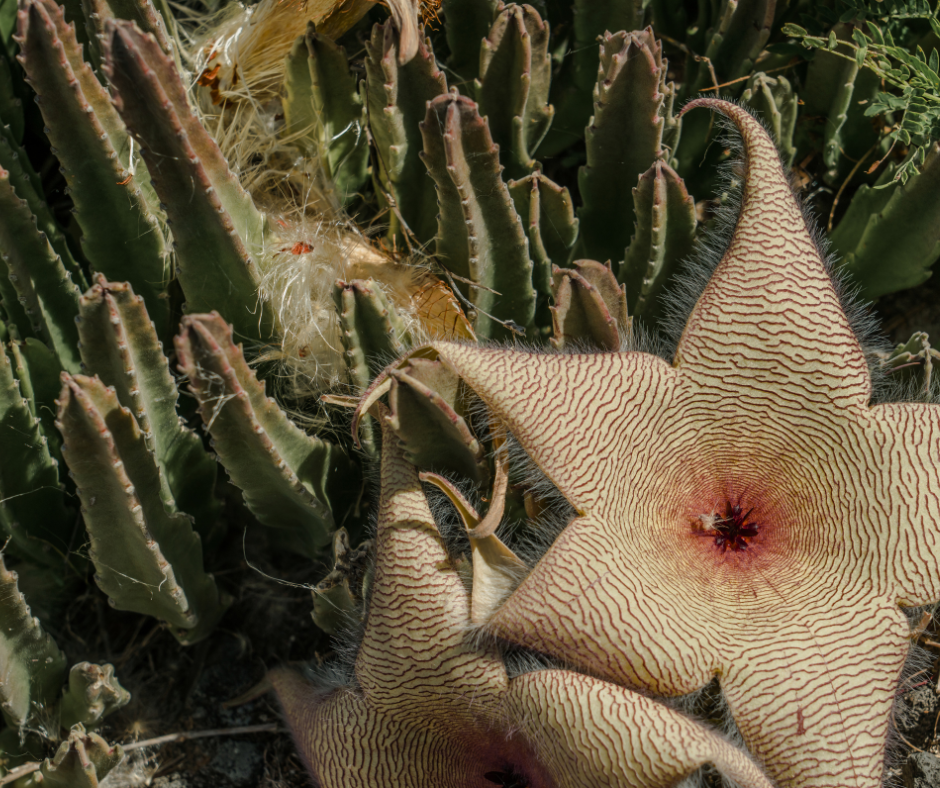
270,410,774,788
395,100,940,788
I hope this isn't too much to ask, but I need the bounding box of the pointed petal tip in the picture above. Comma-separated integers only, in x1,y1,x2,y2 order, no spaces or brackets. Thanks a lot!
679,97,779,161
674,97,872,401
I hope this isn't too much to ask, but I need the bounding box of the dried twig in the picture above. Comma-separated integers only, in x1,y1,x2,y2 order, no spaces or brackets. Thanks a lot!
124,722,283,751
0,723,285,785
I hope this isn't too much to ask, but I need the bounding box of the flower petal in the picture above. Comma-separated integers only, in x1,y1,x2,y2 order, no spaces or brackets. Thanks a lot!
356,406,507,713
676,99,870,409
489,515,720,696
428,342,675,513
507,670,775,788
268,674,496,787
721,600,909,788
871,401,940,605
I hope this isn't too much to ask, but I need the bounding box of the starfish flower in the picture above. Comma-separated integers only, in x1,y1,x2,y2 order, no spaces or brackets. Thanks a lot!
270,412,774,788
382,100,940,787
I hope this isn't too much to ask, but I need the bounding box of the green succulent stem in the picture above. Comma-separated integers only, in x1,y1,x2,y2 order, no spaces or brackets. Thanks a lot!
103,21,277,343
363,20,447,245
573,28,670,268
283,23,368,206
420,92,536,340
832,142,940,299
16,0,170,339
0,341,75,565
56,373,230,645
77,276,221,544
0,553,67,730
175,312,358,557
0,166,82,373
621,160,697,326
476,3,554,179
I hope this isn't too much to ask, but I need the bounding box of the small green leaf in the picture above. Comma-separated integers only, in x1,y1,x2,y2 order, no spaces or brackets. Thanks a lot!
781,22,808,38
930,15,940,39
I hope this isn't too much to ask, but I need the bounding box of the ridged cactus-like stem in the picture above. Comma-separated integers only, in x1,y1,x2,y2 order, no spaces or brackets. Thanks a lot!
672,1,775,189
683,0,775,94
540,0,645,156
58,662,130,730
574,29,669,267
0,553,67,729
420,92,535,339
283,23,368,206
56,373,230,644
18,0,129,153
79,0,172,69
363,20,446,245
17,0,171,339
831,143,940,299
476,3,553,179
550,259,629,351
0,166,82,373
386,357,486,482
333,277,410,457
621,160,697,325
8,336,65,464
333,278,410,388
30,724,124,787
817,28,860,178
0,342,74,565
103,21,277,342
799,23,879,182
0,55,25,142
440,0,498,84
175,313,356,557
508,171,578,302
310,528,372,634
0,130,84,291
77,277,221,543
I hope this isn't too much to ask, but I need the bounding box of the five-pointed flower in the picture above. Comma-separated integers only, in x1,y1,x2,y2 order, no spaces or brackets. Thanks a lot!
407,100,940,787
270,411,775,788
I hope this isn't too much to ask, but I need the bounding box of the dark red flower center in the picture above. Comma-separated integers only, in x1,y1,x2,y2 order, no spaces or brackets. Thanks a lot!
693,502,759,552
484,770,528,787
